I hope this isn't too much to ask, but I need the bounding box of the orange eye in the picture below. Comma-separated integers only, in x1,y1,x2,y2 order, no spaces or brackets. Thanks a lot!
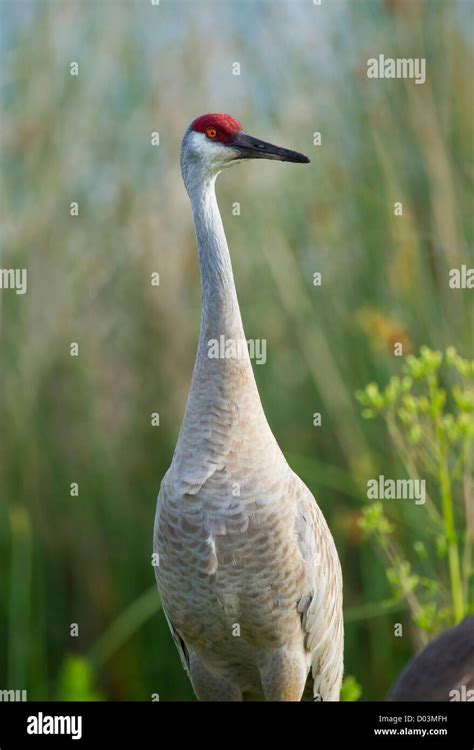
206,127,218,139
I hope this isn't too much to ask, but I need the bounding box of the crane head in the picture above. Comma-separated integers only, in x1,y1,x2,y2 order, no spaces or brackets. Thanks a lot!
181,113,310,187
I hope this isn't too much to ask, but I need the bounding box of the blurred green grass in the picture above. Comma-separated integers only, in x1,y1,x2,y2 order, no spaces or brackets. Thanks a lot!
0,0,473,700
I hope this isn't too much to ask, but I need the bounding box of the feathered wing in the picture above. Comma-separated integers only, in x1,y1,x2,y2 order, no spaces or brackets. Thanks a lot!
155,463,344,701
163,607,191,675
153,479,191,677
294,478,344,701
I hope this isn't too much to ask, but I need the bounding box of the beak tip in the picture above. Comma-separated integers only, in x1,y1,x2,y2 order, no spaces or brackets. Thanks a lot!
289,152,310,164
282,154,310,164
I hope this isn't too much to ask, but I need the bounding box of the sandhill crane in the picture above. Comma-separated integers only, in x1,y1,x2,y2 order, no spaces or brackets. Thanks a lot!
153,114,343,701
387,616,474,701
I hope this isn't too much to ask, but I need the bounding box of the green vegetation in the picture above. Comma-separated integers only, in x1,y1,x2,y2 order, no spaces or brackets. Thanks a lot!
357,347,474,641
0,0,472,700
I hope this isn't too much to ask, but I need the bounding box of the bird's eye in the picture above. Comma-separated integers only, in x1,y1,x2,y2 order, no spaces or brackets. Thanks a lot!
206,127,218,139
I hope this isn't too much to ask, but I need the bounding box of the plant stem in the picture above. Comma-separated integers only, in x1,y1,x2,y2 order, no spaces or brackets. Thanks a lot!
7,506,32,691
87,586,161,671
344,598,407,623
462,438,473,604
386,413,441,525
438,433,464,622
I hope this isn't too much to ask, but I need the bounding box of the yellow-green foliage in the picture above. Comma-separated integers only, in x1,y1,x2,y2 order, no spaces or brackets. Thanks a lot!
357,347,474,635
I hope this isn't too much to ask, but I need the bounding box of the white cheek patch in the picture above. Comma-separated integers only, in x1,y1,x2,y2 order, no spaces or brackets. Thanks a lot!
189,131,232,163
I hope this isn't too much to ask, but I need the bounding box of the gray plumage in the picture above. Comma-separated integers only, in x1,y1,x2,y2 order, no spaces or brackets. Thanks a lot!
154,116,343,701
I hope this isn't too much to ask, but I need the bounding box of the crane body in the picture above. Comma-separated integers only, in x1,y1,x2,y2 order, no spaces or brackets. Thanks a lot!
154,114,343,701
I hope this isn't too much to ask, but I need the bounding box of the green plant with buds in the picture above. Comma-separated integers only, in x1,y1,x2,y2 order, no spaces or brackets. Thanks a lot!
356,347,474,638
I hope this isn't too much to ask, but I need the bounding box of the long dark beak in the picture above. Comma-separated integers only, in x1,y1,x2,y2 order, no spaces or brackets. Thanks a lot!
232,131,310,164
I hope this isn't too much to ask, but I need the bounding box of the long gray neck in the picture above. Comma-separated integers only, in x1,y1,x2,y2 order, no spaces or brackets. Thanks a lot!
170,167,281,490
188,175,249,372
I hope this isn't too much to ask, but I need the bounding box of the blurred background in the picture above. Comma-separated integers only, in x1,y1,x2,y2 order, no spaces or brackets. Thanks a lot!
0,0,473,701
